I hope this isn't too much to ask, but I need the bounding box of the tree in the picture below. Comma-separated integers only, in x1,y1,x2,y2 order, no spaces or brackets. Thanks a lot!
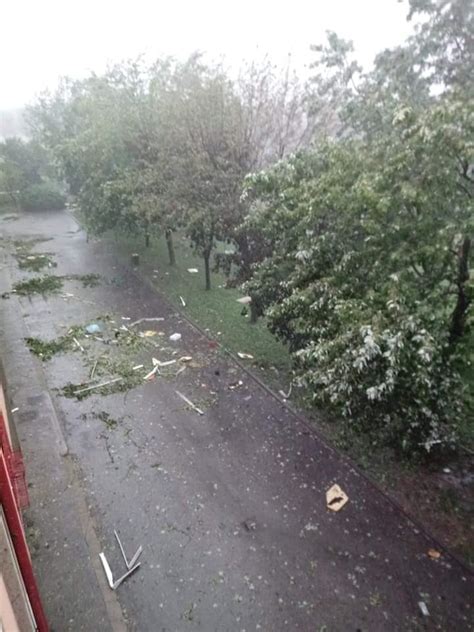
241,0,473,456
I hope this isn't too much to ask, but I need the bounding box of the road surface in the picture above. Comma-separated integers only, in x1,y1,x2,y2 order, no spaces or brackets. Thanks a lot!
0,210,472,631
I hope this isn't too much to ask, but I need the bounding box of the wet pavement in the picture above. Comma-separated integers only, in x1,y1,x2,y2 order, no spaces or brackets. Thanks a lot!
0,210,472,632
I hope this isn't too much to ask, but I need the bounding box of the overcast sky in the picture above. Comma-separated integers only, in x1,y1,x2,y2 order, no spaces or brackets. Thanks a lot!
1,0,414,109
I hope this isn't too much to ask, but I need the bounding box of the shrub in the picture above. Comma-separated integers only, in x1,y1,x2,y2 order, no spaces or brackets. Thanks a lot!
20,181,66,211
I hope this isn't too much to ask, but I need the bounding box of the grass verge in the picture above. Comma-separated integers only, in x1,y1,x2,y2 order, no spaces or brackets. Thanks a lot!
112,230,292,390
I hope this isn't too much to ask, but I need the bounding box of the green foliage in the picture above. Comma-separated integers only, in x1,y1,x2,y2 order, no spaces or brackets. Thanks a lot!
19,181,66,211
0,137,61,208
13,275,64,296
25,324,86,361
16,252,56,271
242,1,473,457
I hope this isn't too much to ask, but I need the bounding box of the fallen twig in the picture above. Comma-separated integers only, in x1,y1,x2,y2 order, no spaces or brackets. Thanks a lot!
114,530,143,570
278,384,293,400
73,377,122,395
176,390,204,415
90,358,99,379
129,317,165,327
99,552,140,590
73,337,85,352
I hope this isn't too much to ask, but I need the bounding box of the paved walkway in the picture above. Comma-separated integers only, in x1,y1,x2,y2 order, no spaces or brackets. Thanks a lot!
0,211,472,631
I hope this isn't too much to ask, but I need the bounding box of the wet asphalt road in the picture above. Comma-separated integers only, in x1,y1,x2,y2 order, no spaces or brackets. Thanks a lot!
0,210,472,632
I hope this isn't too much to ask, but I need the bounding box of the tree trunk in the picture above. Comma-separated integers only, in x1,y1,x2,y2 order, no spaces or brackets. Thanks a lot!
165,229,176,266
204,251,211,291
250,300,259,323
449,236,471,344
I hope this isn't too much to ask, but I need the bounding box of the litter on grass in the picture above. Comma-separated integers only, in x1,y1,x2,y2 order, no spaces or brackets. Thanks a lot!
169,333,182,342
142,330,158,337
132,364,144,371
180,296,186,307
179,356,192,363
278,384,293,400
237,296,252,305
237,352,254,360
176,390,204,415
326,484,349,512
187,268,198,274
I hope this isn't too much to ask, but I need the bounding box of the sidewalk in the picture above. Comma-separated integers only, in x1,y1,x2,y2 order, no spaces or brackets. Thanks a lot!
0,210,472,631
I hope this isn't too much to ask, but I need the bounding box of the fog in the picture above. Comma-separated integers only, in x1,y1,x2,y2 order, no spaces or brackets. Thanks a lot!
1,0,414,109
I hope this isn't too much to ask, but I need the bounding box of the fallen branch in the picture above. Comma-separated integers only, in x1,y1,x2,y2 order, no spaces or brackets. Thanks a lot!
129,317,165,327
73,377,122,395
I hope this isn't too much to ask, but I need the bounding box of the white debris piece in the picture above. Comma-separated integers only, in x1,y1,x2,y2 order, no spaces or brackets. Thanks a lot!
237,352,254,360
418,602,429,617
176,390,204,415
129,317,165,327
237,296,252,305
187,268,199,274
169,333,182,342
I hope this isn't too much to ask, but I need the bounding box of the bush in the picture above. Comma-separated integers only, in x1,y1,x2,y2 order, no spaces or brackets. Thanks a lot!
20,182,66,211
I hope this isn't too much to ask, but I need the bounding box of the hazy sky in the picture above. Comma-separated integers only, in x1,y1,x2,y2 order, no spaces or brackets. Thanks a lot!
2,0,414,109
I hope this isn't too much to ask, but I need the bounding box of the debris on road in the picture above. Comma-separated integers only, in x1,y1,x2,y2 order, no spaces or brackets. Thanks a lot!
176,390,204,415
326,484,349,512
73,377,123,396
242,518,257,532
11,407,19,413
129,317,165,327
228,380,243,390
114,530,143,570
144,366,159,381
73,337,85,352
428,548,441,560
155,359,176,367
99,552,140,590
85,323,102,334
90,359,99,379
418,602,430,617
237,352,254,360
169,333,182,342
